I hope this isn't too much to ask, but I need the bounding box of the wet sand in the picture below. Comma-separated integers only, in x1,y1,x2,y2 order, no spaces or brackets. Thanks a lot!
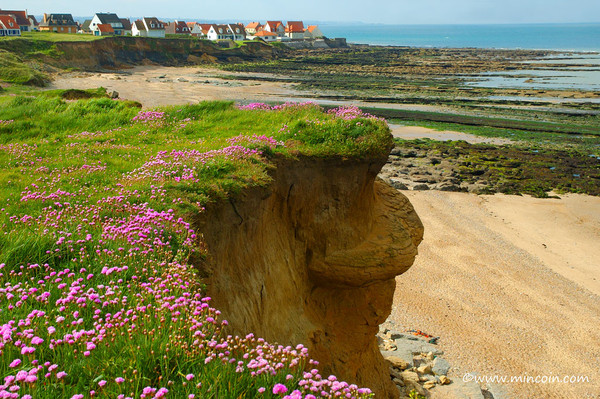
389,124,514,145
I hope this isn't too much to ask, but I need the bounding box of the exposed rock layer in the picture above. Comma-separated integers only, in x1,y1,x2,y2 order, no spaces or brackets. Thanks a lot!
194,155,423,398
45,37,279,70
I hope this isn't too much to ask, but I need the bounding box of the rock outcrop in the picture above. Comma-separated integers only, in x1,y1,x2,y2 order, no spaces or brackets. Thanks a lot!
194,154,423,398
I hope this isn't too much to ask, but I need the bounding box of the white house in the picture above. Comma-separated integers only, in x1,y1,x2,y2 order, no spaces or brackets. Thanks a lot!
207,24,246,41
264,21,285,37
189,23,211,38
91,13,124,36
132,17,165,38
0,15,21,36
304,25,324,39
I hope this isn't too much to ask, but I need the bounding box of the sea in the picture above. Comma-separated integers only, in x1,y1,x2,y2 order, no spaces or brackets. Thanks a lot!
318,23,600,52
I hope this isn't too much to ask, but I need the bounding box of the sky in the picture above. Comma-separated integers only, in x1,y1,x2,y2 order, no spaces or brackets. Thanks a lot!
4,0,600,24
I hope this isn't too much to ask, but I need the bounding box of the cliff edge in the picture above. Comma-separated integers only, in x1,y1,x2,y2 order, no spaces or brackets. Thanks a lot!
195,154,424,398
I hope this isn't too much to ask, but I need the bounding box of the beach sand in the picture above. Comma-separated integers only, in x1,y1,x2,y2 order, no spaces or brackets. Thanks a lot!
391,191,600,398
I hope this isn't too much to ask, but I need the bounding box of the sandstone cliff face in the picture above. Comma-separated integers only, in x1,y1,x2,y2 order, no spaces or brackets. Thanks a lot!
194,155,423,398
44,37,279,70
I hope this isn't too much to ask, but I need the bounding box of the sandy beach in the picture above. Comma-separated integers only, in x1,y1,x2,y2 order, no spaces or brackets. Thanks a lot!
392,191,600,398
50,66,600,398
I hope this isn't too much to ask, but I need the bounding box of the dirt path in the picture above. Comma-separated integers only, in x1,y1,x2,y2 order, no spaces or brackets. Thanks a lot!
390,191,600,398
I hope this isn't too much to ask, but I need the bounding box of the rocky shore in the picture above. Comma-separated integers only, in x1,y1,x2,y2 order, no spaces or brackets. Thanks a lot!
379,141,600,197
378,323,507,399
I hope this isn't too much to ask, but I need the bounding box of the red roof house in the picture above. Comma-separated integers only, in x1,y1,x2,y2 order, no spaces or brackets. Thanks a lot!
285,21,305,39
0,10,29,30
97,23,115,36
0,15,21,36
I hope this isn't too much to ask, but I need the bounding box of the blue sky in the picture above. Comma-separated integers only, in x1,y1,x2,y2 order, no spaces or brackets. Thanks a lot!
4,0,600,24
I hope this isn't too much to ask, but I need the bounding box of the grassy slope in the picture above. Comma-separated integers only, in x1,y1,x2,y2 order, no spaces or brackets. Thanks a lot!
0,95,387,399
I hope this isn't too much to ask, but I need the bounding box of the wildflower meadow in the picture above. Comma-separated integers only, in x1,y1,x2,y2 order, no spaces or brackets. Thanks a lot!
0,94,391,399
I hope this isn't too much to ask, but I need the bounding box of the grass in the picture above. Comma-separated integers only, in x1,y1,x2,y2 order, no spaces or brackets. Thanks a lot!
1,31,105,42
0,95,387,398
0,49,49,86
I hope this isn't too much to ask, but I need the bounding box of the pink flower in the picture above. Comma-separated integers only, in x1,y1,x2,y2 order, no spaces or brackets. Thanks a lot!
115,377,125,384
71,395,84,399
57,371,67,379
272,384,288,394
98,380,107,387
9,359,21,368
185,374,194,381
258,387,266,393
21,346,35,355
31,336,43,345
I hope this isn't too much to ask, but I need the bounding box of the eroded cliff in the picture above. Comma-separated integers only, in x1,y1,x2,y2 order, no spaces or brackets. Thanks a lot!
194,154,423,398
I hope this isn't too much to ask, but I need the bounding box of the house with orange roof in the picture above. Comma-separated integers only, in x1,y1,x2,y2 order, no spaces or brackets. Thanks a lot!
0,15,21,36
304,25,324,39
0,9,31,31
245,22,262,35
248,30,278,42
264,21,285,37
96,24,115,36
285,21,305,39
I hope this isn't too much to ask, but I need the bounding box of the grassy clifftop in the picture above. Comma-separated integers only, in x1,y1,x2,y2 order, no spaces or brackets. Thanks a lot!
0,93,390,398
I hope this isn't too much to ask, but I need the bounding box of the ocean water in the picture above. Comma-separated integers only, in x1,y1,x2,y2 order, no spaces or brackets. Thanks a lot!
318,23,600,51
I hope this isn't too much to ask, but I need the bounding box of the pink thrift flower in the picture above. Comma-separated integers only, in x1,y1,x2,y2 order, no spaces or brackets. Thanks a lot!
9,359,22,368
31,336,43,345
272,384,288,394
98,380,107,387
115,377,125,384
57,371,67,379
185,374,194,381
21,346,35,355
258,387,266,394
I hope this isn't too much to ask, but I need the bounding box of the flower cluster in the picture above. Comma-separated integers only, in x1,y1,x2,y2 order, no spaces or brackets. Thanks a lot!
237,102,319,111
326,106,382,121
132,111,166,123
227,134,285,150
124,146,261,183
0,119,14,126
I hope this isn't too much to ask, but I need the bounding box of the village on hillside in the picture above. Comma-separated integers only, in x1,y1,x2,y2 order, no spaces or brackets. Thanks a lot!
0,8,326,43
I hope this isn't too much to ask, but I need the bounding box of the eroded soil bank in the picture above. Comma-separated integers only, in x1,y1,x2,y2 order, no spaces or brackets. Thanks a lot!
193,155,424,398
